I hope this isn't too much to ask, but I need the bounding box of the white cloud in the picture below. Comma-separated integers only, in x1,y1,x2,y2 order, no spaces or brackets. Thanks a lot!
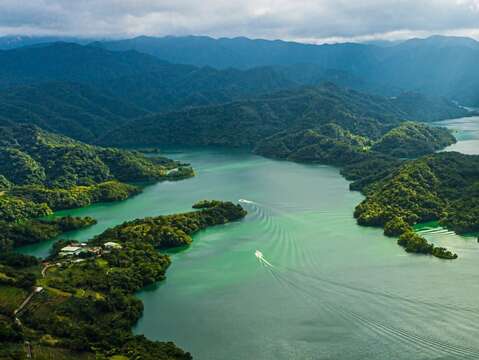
456,0,479,11
0,0,478,42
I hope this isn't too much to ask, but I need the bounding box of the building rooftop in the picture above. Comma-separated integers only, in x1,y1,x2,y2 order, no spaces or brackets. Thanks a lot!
61,246,82,252
103,242,122,249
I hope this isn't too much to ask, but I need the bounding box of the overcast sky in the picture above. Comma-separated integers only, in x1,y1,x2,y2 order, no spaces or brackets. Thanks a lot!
1,0,479,43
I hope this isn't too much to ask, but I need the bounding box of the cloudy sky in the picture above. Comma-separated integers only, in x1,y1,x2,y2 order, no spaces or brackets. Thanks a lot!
1,0,479,43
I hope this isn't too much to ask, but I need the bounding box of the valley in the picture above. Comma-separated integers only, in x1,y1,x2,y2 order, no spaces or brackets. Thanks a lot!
0,31,478,360
12,116,479,360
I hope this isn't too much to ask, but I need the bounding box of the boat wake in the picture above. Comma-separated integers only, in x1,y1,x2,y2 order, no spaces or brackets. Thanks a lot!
240,200,309,268
239,199,256,204
254,250,479,358
255,249,275,268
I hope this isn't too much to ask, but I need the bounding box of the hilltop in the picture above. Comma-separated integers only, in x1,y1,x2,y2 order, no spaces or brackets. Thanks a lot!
351,152,479,258
99,84,458,151
0,125,193,251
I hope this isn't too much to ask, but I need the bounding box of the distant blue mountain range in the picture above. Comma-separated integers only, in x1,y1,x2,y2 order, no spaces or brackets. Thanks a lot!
2,34,478,105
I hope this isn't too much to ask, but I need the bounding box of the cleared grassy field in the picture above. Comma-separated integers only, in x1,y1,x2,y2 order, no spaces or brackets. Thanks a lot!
31,346,96,360
0,341,98,359
24,289,69,322
0,285,28,314
0,342,25,359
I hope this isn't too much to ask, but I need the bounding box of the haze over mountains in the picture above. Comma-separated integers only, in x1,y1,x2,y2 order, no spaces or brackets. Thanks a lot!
98,84,465,148
0,42,292,111
0,36,473,150
3,0,479,358
93,35,479,106
0,35,468,263
1,34,479,108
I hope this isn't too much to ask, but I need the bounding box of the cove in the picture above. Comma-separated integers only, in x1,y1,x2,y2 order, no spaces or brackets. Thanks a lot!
18,119,479,359
436,115,479,155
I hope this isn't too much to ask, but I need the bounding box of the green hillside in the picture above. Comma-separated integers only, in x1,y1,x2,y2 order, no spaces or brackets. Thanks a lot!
371,122,456,158
0,201,246,360
0,43,293,113
255,122,454,164
0,82,146,142
0,125,194,251
353,152,479,258
99,84,407,148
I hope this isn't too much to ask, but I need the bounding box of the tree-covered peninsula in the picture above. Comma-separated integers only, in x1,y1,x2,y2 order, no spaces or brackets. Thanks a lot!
254,122,455,166
0,201,246,359
252,119,470,259
352,152,479,259
0,124,194,252
370,122,456,158
93,82,464,260
96,84,427,148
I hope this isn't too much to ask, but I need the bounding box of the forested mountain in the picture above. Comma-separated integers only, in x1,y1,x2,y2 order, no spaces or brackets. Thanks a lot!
3,35,479,105
93,35,379,71
354,151,479,234
0,36,94,49
254,125,373,166
0,41,471,140
0,124,193,251
94,35,479,106
0,82,146,142
0,201,245,359
254,122,455,165
0,42,169,87
368,36,479,106
388,92,471,122
0,124,187,188
0,42,293,113
351,152,479,258
98,84,459,148
98,85,400,147
370,122,456,158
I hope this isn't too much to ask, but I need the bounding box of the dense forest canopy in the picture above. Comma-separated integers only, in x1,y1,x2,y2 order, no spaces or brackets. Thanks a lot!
0,125,194,252
0,124,190,188
370,122,456,158
0,33,477,360
0,42,470,159
11,35,464,107
354,152,479,234
0,43,293,114
0,201,246,359
349,152,479,258
254,122,455,165
0,42,471,131
0,82,147,142
99,84,459,149
93,35,479,107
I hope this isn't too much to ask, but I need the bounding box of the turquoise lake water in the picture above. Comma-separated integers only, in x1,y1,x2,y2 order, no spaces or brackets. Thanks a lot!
19,117,479,359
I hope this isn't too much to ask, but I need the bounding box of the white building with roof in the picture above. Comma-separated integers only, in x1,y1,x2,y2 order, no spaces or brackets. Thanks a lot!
103,242,122,250
59,245,83,257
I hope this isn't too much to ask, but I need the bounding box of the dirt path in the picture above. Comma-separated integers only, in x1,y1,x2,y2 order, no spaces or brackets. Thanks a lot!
13,291,36,316
41,263,55,278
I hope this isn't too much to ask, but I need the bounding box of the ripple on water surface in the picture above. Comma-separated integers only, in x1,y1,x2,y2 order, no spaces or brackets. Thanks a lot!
17,127,479,359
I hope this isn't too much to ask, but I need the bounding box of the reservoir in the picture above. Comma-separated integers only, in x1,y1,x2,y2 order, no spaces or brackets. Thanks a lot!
19,117,479,359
